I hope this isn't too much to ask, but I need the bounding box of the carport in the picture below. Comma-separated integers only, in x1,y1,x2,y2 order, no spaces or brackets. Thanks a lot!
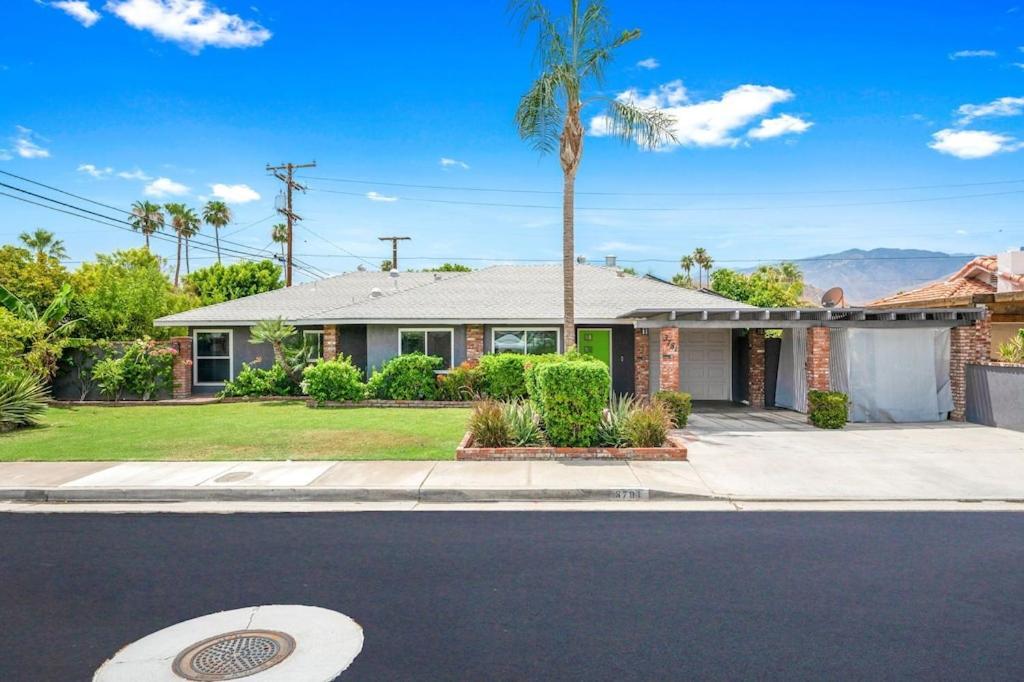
624,306,990,423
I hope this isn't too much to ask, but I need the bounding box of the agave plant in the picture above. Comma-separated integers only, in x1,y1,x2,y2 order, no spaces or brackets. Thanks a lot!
0,374,48,432
501,399,545,446
596,393,637,447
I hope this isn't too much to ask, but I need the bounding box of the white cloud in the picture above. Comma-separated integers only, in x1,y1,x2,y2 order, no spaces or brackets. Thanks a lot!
929,128,1022,159
439,157,470,170
104,0,272,53
949,49,997,59
12,126,50,159
50,1,102,27
144,176,190,197
956,96,1024,125
117,168,151,180
366,191,398,202
955,229,969,235
747,113,813,139
77,163,112,178
589,80,802,148
1015,63,1024,70
210,182,260,203
636,57,659,70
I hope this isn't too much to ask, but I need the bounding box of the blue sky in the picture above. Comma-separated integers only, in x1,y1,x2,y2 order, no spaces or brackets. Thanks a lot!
2,0,1023,281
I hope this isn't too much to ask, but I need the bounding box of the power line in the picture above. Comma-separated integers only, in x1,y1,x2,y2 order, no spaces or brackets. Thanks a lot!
282,252,984,264
296,224,377,269
299,173,1024,197
307,185,1024,212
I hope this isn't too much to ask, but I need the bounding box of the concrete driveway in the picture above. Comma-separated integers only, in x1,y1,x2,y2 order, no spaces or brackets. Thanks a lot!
683,405,1024,500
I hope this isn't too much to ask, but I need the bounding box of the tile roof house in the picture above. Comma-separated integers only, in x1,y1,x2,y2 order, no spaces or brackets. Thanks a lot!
156,262,988,423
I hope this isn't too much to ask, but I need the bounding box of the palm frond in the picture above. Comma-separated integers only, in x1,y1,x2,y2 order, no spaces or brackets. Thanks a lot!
0,283,37,320
604,99,678,150
581,28,640,82
514,69,564,154
40,283,73,327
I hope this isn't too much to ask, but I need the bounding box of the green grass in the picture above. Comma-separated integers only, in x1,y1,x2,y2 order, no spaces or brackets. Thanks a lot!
0,403,470,461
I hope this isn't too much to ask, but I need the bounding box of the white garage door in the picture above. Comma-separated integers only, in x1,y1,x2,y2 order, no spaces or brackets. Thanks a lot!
680,330,731,400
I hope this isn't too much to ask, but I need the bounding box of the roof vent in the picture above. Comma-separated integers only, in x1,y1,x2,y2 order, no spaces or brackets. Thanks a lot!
433,273,442,280
604,255,617,267
357,264,366,272
370,287,384,298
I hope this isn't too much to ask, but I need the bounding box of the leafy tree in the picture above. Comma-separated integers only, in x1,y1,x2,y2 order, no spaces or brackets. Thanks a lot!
0,244,69,312
271,223,288,256
424,263,472,272
380,259,393,272
671,272,694,288
70,248,198,340
183,260,283,306
998,328,1024,363
129,201,165,249
511,0,676,346
0,283,78,381
19,228,67,262
202,200,232,264
710,263,805,308
619,266,637,276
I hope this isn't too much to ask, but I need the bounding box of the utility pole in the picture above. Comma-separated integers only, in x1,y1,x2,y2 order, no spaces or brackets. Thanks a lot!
378,236,411,270
267,160,316,286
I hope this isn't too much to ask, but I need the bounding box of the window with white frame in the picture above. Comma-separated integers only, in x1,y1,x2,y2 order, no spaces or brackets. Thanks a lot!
492,328,560,355
399,328,454,369
303,330,324,359
194,330,232,384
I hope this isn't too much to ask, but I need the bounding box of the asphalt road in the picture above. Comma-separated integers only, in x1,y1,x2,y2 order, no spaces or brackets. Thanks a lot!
1,512,1022,681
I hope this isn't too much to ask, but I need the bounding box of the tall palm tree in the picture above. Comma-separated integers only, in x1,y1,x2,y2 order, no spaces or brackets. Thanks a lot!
680,255,695,287
178,207,201,275
692,247,709,288
164,203,188,287
19,228,67,262
271,223,288,258
202,200,232,264
512,0,675,347
701,255,714,288
129,200,164,249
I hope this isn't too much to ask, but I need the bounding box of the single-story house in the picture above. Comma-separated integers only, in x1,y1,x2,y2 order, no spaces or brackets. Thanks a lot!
155,262,989,423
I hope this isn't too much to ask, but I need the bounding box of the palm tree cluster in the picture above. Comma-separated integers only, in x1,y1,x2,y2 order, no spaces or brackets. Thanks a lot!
19,229,67,262
677,248,714,289
128,199,235,288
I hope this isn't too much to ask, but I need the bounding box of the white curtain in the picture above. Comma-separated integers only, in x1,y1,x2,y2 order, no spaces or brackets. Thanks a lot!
775,328,808,413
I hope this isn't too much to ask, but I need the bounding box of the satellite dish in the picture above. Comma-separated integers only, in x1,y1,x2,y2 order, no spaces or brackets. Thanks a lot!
821,287,846,308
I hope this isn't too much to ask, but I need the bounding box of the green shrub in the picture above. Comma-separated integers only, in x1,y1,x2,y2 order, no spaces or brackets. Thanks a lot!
621,403,671,447
523,353,568,405
302,357,366,402
0,374,48,432
367,353,442,400
468,400,511,447
653,390,693,428
531,359,610,447
596,393,636,447
479,353,529,400
91,357,126,400
999,328,1024,363
501,399,545,446
87,339,175,401
437,361,483,401
808,390,848,429
221,363,300,397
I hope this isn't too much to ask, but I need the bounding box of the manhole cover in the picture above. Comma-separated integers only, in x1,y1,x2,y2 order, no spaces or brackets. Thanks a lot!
172,630,295,681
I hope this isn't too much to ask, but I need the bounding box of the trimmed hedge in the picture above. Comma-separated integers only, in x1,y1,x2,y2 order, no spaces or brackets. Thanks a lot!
653,390,693,428
530,359,610,447
479,353,529,400
438,361,483,401
302,356,366,402
808,390,848,429
221,363,299,398
367,352,442,400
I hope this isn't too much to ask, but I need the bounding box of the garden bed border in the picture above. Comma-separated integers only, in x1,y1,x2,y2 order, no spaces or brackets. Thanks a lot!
308,399,475,409
455,432,688,461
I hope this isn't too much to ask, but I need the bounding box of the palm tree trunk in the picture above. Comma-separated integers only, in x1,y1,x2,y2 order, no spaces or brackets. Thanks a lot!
215,227,221,264
144,233,150,249
174,233,182,288
562,170,575,349
185,238,191,274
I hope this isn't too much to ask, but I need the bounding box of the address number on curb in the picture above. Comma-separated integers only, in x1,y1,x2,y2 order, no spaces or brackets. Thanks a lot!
612,489,648,501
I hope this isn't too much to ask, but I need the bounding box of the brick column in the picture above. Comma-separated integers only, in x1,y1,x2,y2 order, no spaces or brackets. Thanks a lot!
659,327,680,392
634,328,650,397
170,336,192,399
805,327,831,403
323,325,339,361
747,329,766,408
466,324,484,363
950,312,991,421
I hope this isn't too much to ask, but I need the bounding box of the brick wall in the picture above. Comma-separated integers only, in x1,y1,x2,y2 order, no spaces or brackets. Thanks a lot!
323,325,339,361
747,329,766,408
805,327,831,399
170,336,192,399
659,327,680,392
634,328,650,397
466,324,484,363
950,312,992,421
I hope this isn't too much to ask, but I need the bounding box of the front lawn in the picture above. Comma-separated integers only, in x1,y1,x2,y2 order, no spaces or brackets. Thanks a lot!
0,403,470,461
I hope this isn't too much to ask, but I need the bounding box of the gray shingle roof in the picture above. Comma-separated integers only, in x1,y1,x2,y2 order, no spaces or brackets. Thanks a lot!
155,264,751,326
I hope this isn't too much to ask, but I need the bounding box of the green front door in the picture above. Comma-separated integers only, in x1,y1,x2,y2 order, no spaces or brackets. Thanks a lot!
577,328,611,368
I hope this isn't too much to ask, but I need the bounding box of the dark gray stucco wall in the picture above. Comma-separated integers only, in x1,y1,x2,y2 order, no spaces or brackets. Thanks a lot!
338,325,368,375
188,324,324,394
966,363,1024,431
365,325,467,375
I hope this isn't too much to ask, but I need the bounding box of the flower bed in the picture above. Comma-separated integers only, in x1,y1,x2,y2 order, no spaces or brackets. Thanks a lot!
455,432,688,461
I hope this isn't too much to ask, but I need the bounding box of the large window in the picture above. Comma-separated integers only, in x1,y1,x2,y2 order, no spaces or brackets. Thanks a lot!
303,330,324,359
194,330,232,384
492,328,560,355
399,328,453,369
